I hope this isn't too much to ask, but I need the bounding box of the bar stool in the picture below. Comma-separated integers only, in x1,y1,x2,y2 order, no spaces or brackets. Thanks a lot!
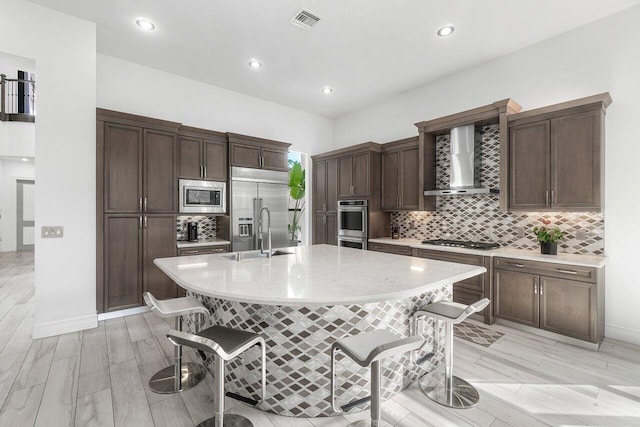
330,330,425,427
167,325,266,427
143,292,210,394
411,298,490,409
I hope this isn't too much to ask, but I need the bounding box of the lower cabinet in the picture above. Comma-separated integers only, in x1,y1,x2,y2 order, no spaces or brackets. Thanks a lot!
493,257,602,343
104,214,177,312
368,242,413,256
313,213,337,245
414,249,492,324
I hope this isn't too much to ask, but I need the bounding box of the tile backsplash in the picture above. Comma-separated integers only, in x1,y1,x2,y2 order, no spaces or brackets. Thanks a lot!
176,216,217,241
391,125,604,255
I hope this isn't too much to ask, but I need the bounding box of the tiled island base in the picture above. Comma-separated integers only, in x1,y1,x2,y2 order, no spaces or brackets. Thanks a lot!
187,286,451,418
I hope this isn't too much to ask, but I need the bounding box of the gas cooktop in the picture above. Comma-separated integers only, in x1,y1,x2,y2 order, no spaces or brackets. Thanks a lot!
421,239,500,250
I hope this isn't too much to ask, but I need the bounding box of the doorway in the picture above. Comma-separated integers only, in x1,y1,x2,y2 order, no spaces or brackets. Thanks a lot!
16,179,34,251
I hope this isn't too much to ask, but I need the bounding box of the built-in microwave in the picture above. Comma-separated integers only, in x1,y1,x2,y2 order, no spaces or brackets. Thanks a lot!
179,179,226,214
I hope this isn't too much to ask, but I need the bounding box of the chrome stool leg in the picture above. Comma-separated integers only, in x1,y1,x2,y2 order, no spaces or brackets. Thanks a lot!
149,314,207,394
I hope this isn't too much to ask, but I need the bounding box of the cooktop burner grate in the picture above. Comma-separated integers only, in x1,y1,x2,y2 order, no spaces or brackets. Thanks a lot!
421,239,500,250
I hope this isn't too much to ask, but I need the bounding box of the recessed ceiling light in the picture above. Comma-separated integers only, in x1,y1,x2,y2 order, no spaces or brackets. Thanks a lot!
321,86,334,94
248,59,263,69
136,18,155,31
21,158,29,162
437,25,455,37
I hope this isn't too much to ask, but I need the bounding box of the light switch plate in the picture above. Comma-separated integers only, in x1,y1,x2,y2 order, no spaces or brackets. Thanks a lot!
42,226,64,238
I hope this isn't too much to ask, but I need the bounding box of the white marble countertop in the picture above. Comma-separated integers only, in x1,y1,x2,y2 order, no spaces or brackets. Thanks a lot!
176,238,231,249
368,238,607,268
154,244,486,306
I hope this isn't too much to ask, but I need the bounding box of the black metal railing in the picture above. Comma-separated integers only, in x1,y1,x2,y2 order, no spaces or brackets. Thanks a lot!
1,74,36,122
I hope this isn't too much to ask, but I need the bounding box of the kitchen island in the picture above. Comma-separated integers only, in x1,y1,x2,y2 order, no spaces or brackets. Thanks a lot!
154,244,485,417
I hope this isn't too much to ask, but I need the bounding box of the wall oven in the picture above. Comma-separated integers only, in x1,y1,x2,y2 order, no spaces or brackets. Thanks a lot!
179,179,226,214
337,200,368,249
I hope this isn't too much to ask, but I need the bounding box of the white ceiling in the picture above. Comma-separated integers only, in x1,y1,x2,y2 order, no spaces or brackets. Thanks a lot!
27,0,640,118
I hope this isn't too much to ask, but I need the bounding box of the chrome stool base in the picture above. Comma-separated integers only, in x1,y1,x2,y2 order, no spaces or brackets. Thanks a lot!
419,368,480,409
149,362,206,394
196,414,254,427
348,419,393,427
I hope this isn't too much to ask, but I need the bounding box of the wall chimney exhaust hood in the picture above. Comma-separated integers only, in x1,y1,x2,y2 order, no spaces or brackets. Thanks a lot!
424,124,498,196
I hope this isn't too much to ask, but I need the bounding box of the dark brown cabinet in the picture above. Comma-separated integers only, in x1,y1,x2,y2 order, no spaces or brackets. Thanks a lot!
312,157,338,245
104,214,177,312
177,245,231,256
414,248,492,324
493,257,603,343
228,133,290,172
144,129,178,212
507,94,610,211
178,126,228,181
338,152,370,198
313,213,337,246
368,242,413,256
381,137,420,210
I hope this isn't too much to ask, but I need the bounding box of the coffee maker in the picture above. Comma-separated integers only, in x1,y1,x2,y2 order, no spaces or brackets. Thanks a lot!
187,222,198,242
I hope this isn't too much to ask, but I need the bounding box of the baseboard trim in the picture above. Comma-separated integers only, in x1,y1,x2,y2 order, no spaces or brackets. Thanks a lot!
97,305,150,321
32,314,98,339
605,323,640,345
494,319,600,351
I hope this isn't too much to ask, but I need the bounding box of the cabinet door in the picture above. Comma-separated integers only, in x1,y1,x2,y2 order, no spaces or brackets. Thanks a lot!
337,155,353,198
400,146,420,210
261,147,289,171
352,152,370,197
508,121,550,210
204,139,228,181
381,151,399,210
178,136,203,179
551,111,602,210
143,215,178,300
313,213,326,244
494,270,539,327
143,129,177,212
104,216,142,311
313,160,327,214
326,213,337,246
326,158,338,213
230,143,261,168
104,123,141,213
540,276,596,342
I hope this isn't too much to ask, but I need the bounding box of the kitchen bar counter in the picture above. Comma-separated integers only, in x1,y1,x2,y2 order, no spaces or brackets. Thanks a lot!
369,237,606,268
154,244,485,417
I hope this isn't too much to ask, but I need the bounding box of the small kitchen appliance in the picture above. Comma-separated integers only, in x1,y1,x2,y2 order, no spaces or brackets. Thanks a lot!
391,223,400,239
179,179,226,214
187,222,198,242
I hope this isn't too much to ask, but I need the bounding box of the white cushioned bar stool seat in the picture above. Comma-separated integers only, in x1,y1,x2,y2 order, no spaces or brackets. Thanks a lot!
411,298,490,409
167,326,266,427
331,330,424,427
143,292,210,394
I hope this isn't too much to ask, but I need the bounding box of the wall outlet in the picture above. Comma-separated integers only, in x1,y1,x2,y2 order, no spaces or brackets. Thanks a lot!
576,229,587,240
41,226,64,238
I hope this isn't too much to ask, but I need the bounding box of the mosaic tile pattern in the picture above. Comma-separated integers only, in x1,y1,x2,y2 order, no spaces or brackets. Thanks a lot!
176,215,217,241
184,286,452,417
391,125,605,255
454,322,504,347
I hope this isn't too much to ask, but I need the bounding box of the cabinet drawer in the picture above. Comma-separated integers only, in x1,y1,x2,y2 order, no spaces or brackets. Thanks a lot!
368,242,412,256
414,248,486,292
494,257,597,283
453,286,482,307
178,245,230,256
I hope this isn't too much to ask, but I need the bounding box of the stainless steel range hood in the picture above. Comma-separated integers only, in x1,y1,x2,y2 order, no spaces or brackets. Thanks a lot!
424,124,498,196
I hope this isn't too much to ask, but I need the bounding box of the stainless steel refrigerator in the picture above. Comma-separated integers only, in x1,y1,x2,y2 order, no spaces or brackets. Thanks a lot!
230,166,289,252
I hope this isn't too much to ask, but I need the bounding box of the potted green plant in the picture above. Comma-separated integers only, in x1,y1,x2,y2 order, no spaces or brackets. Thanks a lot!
288,160,305,245
533,219,565,255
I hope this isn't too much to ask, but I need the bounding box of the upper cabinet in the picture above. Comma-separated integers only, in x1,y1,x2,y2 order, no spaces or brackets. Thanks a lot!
333,144,381,200
227,133,290,171
381,137,420,210
178,126,228,181
507,93,611,211
98,109,179,214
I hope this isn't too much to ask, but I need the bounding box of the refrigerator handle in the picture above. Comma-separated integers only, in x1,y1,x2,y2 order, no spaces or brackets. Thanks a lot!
253,198,259,250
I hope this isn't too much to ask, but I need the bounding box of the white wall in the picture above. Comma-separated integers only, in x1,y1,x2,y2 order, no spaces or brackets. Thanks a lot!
334,6,640,344
0,159,35,251
0,52,35,158
97,55,333,156
0,0,97,338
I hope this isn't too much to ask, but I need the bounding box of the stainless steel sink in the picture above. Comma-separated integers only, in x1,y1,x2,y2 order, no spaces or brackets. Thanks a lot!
223,250,294,261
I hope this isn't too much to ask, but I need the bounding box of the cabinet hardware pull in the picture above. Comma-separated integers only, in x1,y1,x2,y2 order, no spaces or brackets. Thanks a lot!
551,190,555,205
139,197,143,212
203,166,207,178
545,190,550,206
534,277,538,294
143,197,147,212
540,283,543,296
556,268,578,275
397,196,400,206
200,166,203,178
510,262,525,268
323,203,326,212
323,215,326,224
139,216,142,229
144,216,147,229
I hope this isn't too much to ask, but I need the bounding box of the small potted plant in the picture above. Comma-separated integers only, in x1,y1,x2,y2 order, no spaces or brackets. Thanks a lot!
533,219,565,255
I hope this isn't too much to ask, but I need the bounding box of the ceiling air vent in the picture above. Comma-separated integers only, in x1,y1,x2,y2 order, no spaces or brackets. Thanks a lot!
289,9,321,29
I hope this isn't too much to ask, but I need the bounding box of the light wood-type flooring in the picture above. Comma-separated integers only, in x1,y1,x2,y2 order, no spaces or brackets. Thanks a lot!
1,251,639,426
